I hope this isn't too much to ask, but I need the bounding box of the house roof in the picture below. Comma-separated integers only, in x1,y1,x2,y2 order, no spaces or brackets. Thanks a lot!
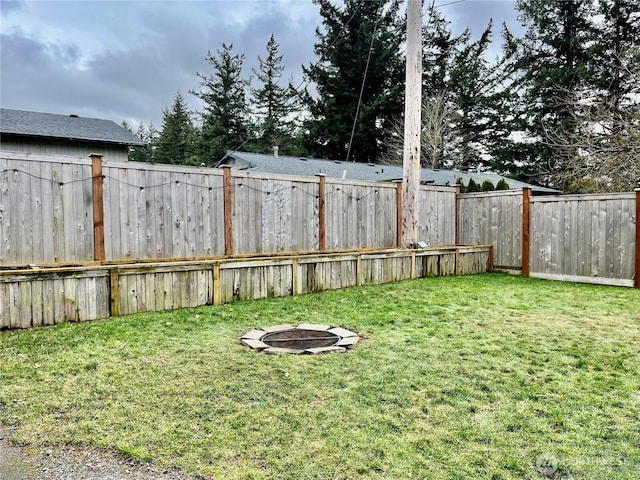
218,151,559,193
0,108,146,146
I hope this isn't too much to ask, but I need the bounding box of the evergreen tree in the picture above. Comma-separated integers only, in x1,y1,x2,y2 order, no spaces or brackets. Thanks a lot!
422,5,464,94
303,0,404,162
508,0,596,186
448,21,514,171
466,178,481,193
592,0,640,107
121,121,154,163
191,43,250,163
496,178,510,190
154,92,198,165
481,180,495,191
388,9,515,173
250,34,300,155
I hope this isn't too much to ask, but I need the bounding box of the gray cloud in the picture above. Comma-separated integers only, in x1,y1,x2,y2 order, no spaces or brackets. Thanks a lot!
0,0,23,14
1,1,523,129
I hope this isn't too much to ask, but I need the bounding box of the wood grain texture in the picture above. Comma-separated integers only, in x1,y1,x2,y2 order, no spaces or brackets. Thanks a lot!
529,193,635,284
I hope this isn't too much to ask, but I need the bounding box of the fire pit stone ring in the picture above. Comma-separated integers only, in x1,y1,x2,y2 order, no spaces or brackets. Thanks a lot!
241,323,360,354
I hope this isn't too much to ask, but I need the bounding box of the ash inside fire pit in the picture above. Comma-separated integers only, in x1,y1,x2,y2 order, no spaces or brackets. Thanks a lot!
241,324,360,354
262,329,340,349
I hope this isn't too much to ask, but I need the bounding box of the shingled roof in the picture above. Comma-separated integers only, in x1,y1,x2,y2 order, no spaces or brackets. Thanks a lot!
218,151,559,193
0,108,146,146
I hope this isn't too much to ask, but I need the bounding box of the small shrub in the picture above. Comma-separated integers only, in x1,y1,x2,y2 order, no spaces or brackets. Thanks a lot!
496,178,510,190
466,178,481,193
481,180,496,191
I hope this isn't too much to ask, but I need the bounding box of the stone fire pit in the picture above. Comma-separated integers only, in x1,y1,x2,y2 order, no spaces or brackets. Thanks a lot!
241,323,360,354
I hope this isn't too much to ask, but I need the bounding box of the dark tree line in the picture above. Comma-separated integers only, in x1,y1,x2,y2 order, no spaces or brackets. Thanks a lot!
127,0,639,193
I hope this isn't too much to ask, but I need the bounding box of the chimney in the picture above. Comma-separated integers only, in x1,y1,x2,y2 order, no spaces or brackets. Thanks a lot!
273,146,279,158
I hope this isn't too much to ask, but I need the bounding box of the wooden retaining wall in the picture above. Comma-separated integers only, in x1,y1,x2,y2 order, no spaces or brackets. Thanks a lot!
0,246,491,329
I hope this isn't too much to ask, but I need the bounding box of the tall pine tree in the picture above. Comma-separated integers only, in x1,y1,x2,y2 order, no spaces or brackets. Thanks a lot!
508,0,595,186
592,0,640,110
154,92,198,165
250,34,300,155
303,0,404,162
448,21,514,171
387,7,515,172
121,121,156,163
191,43,250,164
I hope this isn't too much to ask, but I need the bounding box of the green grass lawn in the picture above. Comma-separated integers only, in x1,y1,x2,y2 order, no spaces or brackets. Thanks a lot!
1,273,639,479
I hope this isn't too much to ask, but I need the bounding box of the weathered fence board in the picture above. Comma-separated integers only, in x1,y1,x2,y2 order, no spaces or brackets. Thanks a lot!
0,246,491,328
529,193,635,286
458,191,522,269
419,187,457,246
325,179,400,250
102,162,226,261
0,156,95,264
230,172,319,254
2,155,637,289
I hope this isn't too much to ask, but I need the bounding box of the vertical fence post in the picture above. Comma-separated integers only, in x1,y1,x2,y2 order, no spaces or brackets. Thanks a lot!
522,187,532,277
455,185,461,245
318,174,326,251
90,154,106,262
396,182,403,248
635,188,640,288
223,167,233,256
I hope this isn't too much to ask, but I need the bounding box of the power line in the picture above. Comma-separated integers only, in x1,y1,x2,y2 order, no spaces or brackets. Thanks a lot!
434,0,467,8
346,1,383,163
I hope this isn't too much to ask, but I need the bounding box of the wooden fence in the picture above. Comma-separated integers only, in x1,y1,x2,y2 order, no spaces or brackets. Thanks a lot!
1,153,638,295
457,189,639,288
0,154,456,265
529,193,637,287
0,246,491,329
457,190,523,269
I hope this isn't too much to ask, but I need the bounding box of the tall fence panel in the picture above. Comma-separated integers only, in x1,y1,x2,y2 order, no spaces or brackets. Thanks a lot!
325,179,399,250
0,154,95,265
457,191,522,269
2,155,637,289
418,186,457,245
529,193,636,286
102,161,226,261
231,171,319,255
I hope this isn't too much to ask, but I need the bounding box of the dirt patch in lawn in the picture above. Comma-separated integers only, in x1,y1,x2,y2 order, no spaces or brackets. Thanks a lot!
0,426,197,480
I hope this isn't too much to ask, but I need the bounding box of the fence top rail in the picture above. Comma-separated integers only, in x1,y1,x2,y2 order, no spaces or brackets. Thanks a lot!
102,159,225,177
0,245,487,275
2,153,459,192
227,168,321,184
529,192,636,202
458,190,523,199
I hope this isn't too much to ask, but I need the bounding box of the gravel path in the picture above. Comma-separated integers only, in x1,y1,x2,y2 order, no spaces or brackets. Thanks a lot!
0,427,198,480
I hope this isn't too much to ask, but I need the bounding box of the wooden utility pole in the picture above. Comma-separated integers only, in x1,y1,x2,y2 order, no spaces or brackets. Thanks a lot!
401,0,422,248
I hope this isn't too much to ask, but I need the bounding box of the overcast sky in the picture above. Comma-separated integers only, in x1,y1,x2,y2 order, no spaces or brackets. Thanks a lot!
0,0,524,129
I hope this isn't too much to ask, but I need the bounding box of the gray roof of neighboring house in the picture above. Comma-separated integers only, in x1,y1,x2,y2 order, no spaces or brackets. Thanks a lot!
218,151,559,193
0,108,146,146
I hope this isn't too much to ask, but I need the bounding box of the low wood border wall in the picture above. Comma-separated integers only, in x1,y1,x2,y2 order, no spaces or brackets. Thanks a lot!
0,246,492,330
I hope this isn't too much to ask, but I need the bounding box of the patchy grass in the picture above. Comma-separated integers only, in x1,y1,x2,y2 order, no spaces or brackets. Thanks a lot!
1,273,639,479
